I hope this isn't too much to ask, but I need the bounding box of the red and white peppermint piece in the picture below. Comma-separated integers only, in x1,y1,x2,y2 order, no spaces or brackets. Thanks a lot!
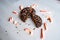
13,21,19,26
19,5,23,10
46,16,53,23
8,17,13,23
30,4,38,8
40,10,48,12
12,11,18,15
43,22,47,30
40,28,44,39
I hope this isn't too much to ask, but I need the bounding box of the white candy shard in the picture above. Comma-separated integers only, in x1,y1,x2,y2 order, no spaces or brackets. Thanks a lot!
43,22,47,30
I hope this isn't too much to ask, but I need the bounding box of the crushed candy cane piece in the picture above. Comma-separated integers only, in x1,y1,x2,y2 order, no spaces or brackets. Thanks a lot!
46,16,53,23
8,17,13,23
12,11,18,14
19,5,23,10
40,28,43,39
43,22,47,30
24,28,33,36
40,10,48,12
13,21,19,26
30,4,38,8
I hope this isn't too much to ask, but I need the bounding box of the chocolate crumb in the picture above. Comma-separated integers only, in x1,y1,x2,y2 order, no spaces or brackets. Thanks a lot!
33,28,36,30
19,23,21,25
15,26,18,28
17,32,19,34
28,24,30,26
5,30,7,32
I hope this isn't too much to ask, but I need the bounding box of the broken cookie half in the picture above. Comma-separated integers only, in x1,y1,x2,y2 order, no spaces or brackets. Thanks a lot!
31,14,42,28
20,7,36,22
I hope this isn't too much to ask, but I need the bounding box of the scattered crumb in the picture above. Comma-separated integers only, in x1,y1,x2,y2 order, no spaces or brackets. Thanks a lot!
5,30,7,32
15,26,18,28
24,28,33,36
19,23,21,25
17,32,19,34
33,28,36,30
28,24,30,26
8,17,20,26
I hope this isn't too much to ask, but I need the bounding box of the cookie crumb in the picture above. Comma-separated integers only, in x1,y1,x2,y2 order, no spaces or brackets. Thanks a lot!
15,26,18,28
33,28,36,30
5,30,7,32
24,28,33,36
17,32,19,34
28,24,30,26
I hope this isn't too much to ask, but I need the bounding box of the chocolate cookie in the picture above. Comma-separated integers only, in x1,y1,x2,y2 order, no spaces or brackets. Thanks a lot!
20,7,36,22
31,14,42,28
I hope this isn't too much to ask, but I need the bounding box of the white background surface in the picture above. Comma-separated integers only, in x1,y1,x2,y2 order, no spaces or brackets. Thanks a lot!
0,0,60,40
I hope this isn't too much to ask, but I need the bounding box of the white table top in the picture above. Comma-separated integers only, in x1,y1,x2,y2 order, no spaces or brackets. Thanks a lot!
0,0,60,40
